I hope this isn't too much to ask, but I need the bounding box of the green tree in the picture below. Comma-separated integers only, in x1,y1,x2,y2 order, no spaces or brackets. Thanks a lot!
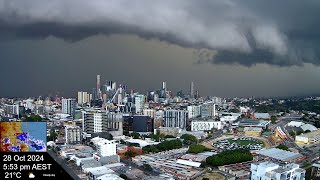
187,144,209,154
296,130,304,135
143,164,153,171
165,135,175,138
128,143,140,147
304,130,311,133
125,150,137,158
142,139,182,154
131,132,140,139
229,109,240,113
26,114,42,122
180,134,198,145
289,131,296,137
271,116,277,124
119,174,130,180
276,144,289,151
47,129,58,141
206,149,253,166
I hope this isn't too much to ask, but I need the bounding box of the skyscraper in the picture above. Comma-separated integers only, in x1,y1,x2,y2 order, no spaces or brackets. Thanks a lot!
190,81,195,98
162,81,167,91
97,75,101,99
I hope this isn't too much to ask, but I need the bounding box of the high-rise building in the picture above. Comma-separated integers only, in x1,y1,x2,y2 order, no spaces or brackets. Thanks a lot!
92,88,97,100
201,103,216,118
123,115,154,132
78,91,92,105
134,94,145,114
162,81,167,91
62,98,76,116
82,111,123,135
190,81,195,99
97,75,101,99
163,109,189,129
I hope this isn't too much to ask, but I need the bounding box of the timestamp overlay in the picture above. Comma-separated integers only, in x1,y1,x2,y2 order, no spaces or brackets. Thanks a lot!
0,153,74,179
0,122,74,179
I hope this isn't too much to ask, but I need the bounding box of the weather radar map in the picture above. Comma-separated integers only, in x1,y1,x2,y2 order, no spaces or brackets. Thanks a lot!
0,122,47,152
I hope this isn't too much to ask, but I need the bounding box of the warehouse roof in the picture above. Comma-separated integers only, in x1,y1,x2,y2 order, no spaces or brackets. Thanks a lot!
256,148,303,162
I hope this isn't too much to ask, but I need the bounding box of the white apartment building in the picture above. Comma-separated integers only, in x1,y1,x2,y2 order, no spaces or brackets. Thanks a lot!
82,111,123,135
91,137,117,157
251,161,305,180
134,94,145,114
187,105,201,118
191,120,223,131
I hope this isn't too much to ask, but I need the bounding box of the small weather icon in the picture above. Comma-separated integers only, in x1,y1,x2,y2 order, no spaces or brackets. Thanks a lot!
28,172,35,178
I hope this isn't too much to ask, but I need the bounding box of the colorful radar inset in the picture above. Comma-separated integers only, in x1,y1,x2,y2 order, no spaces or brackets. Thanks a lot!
0,122,47,152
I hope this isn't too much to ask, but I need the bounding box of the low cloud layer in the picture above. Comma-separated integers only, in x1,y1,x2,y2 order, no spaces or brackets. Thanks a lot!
1,0,320,66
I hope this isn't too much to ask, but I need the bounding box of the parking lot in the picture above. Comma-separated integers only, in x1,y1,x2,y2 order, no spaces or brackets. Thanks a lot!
213,137,264,152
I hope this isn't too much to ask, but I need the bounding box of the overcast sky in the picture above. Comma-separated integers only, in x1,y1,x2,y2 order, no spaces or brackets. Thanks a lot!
1,0,320,98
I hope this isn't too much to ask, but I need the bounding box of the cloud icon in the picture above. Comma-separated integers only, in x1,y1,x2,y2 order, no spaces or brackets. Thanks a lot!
29,172,35,178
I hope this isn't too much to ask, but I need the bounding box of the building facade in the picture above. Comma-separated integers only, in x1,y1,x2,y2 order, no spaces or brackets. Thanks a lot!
65,126,82,144
201,103,216,118
191,120,222,131
163,109,189,129
82,111,123,135
187,105,201,118
62,98,76,116
251,161,305,180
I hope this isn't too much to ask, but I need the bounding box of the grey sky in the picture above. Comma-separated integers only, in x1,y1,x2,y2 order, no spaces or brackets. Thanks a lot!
0,1,320,97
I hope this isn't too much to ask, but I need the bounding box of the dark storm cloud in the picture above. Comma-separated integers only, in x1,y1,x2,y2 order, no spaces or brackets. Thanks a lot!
1,0,320,66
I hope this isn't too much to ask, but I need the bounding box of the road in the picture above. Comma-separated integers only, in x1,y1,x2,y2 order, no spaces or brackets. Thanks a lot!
200,130,223,149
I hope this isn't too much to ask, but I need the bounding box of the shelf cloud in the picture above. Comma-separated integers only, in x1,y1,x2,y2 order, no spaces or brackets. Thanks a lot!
1,0,320,66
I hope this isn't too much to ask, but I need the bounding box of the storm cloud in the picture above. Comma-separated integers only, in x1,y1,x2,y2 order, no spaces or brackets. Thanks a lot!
1,0,320,66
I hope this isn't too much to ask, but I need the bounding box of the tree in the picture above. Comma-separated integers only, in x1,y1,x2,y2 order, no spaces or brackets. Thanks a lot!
180,134,198,145
131,132,140,139
165,135,175,138
125,150,137,158
304,130,311,133
120,174,130,180
142,139,183,154
271,116,277,124
229,108,240,113
289,131,296,137
276,144,289,151
202,178,209,180
206,149,253,166
26,114,42,122
128,143,140,147
143,164,153,171
187,144,209,154
296,130,304,135
47,129,58,141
